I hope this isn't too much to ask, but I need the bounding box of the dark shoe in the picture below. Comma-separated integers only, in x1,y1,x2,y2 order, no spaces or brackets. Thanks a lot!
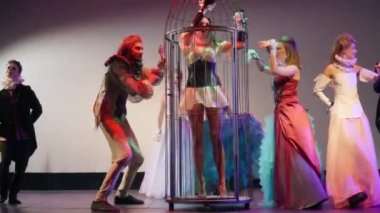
0,192,8,203
308,202,323,210
114,195,144,205
348,192,368,208
304,198,327,210
8,198,21,205
91,200,119,212
0,197,6,203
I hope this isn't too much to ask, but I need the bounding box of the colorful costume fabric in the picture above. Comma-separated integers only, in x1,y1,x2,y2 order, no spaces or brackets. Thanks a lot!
316,65,380,208
202,113,263,190
93,55,162,201
258,114,275,207
138,129,166,199
260,76,327,209
258,113,324,207
139,120,193,198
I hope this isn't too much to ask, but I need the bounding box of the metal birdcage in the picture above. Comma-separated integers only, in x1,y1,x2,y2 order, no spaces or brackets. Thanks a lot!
163,0,252,210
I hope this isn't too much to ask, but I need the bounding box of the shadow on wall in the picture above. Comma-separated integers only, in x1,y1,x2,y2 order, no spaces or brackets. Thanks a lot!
0,0,170,51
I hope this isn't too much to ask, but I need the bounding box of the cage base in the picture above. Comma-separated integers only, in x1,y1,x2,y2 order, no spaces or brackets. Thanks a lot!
166,196,251,211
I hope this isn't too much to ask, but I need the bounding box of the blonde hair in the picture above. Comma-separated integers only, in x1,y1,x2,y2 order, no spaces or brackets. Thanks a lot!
328,33,356,64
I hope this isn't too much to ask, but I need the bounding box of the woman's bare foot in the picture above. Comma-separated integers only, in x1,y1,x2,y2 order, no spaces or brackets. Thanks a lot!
198,181,206,199
219,183,227,197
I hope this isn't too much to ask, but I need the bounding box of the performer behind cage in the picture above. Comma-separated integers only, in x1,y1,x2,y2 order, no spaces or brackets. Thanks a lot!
138,96,167,199
373,61,380,133
0,60,42,205
179,0,245,198
313,33,380,208
91,35,165,212
253,36,327,209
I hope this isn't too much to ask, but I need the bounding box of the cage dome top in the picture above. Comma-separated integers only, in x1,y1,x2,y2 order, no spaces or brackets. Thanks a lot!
165,0,244,33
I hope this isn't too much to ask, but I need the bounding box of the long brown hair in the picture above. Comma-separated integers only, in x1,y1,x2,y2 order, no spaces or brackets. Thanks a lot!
278,35,301,68
328,33,356,64
117,35,142,56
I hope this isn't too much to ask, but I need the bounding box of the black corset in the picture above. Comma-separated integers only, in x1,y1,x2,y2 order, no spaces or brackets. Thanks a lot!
186,60,221,87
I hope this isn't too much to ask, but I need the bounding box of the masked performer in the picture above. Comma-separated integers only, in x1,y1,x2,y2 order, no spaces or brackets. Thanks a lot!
91,35,165,212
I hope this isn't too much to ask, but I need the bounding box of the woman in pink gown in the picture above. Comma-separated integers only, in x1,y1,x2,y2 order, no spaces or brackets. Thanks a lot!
256,36,327,209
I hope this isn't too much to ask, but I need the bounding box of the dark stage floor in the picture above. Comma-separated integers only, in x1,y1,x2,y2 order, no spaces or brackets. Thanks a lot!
0,190,379,213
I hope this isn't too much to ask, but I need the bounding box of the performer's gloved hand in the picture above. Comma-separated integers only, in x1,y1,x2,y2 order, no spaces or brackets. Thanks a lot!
259,39,276,55
237,31,245,42
248,49,269,72
191,0,216,27
191,1,205,27
247,49,260,61
233,10,247,42
327,102,334,113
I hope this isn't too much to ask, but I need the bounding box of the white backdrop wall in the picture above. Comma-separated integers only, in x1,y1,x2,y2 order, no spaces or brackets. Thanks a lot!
0,0,379,173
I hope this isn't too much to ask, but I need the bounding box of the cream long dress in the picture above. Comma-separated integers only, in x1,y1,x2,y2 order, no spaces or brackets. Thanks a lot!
324,66,380,208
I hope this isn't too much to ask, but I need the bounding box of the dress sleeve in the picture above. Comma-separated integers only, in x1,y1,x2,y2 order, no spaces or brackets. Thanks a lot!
359,68,378,83
27,86,42,123
313,74,333,107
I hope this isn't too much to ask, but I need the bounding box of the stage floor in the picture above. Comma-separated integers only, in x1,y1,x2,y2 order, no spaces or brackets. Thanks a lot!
0,190,379,213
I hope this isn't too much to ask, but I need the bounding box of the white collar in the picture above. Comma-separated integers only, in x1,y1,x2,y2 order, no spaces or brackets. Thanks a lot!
335,54,357,67
2,76,24,90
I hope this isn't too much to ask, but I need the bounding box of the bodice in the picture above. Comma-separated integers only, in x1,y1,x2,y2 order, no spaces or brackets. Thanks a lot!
330,68,363,118
274,76,299,105
186,60,220,87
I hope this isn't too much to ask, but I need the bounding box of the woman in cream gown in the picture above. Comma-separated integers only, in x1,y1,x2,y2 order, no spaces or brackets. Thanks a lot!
313,33,380,208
